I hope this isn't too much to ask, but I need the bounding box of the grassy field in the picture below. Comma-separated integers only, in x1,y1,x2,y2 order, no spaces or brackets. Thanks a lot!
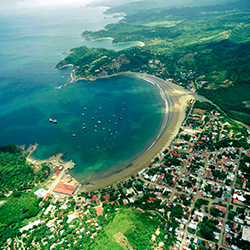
88,208,160,249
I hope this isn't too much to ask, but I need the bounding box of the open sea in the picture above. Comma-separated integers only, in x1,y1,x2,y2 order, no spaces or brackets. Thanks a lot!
0,4,164,182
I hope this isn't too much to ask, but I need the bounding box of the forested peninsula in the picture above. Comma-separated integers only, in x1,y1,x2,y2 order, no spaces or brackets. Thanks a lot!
57,0,250,125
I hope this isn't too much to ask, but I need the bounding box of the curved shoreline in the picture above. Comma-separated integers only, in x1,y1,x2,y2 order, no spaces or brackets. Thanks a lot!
78,72,193,192
83,36,145,47
27,72,192,192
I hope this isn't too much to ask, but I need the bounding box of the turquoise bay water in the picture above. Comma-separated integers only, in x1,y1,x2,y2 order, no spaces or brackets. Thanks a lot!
0,5,164,182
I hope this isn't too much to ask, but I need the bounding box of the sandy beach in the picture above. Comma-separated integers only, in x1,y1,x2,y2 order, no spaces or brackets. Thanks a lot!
84,36,145,47
78,72,193,192
26,72,192,193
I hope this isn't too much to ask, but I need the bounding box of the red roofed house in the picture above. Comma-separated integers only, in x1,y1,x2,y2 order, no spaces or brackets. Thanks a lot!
214,205,226,213
43,192,52,201
159,173,165,181
103,194,109,203
53,181,78,195
95,206,103,216
147,197,156,203
233,199,241,205
91,196,97,202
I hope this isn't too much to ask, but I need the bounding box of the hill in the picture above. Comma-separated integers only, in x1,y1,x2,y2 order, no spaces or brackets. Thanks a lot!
59,0,250,124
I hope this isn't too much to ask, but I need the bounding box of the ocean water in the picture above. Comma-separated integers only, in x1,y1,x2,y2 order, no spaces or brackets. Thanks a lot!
0,4,164,182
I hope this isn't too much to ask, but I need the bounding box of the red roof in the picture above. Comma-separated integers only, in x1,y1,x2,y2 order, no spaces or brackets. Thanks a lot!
55,168,60,176
43,192,52,201
91,195,97,201
53,181,78,195
147,197,156,203
233,199,241,204
214,205,226,213
159,173,165,181
103,194,109,203
95,206,103,216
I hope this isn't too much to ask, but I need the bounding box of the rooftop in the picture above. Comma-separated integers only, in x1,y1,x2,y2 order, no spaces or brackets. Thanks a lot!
53,181,78,195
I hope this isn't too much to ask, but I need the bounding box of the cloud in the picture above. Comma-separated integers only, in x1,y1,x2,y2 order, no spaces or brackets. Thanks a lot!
0,0,96,10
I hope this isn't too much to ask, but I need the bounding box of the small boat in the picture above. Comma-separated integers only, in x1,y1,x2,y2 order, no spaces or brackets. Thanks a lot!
49,118,57,123
115,122,117,125
95,111,98,114
99,107,102,110
119,118,123,120
72,134,76,137
92,117,94,120
82,113,84,116
98,121,101,124
82,127,86,130
84,107,87,110
68,101,70,103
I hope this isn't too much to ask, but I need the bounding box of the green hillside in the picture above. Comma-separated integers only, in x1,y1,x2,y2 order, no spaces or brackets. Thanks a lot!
0,144,50,194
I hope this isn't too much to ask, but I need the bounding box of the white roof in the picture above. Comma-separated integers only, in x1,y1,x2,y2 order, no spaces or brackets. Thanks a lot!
34,188,48,198
20,220,41,232
242,226,250,242
194,211,204,218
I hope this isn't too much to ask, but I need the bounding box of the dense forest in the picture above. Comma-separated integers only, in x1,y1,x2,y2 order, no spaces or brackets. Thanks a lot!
0,144,50,195
0,144,50,245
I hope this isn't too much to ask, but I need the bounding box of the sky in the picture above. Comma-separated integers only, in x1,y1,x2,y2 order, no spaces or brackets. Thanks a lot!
0,0,97,10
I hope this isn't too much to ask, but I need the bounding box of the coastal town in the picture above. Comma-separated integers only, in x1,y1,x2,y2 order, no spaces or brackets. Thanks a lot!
1,0,250,249
3,98,250,250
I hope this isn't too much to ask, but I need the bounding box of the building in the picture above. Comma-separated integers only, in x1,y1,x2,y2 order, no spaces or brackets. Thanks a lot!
53,181,78,195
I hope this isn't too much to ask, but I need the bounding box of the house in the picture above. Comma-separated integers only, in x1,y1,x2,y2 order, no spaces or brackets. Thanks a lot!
242,226,250,242
53,181,78,195
91,196,97,202
95,206,103,217
103,194,109,203
214,205,226,213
